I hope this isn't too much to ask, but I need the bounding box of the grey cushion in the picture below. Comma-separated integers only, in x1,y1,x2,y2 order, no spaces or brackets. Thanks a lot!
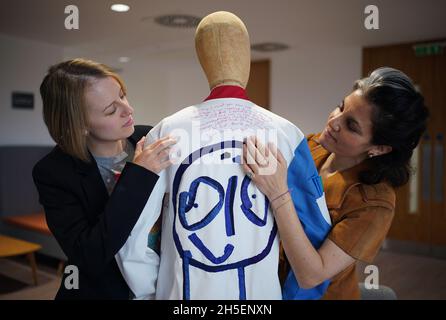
359,282,397,300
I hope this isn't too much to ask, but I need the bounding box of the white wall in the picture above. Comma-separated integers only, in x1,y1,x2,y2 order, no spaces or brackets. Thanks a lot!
118,59,171,127
270,45,362,135
62,48,210,128
157,45,362,136
122,55,209,127
123,45,363,137
0,34,63,146
0,34,362,145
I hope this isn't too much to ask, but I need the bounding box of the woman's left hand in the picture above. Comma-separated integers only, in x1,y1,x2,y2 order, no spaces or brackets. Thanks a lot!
242,136,289,201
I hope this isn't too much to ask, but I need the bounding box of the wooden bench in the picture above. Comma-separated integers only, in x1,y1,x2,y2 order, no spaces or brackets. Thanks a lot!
3,213,52,236
0,234,42,285
2,213,65,275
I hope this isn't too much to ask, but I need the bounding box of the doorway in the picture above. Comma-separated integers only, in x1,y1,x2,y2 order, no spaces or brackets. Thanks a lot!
246,60,270,109
363,40,446,258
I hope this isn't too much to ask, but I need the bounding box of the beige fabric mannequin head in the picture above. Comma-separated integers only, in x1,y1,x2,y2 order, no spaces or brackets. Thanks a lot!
195,11,251,90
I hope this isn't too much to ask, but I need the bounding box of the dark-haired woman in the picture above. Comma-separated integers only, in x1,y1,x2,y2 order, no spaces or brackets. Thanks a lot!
242,67,429,299
33,59,176,299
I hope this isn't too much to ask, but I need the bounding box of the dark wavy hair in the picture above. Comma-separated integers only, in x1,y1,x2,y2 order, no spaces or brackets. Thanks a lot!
355,67,429,187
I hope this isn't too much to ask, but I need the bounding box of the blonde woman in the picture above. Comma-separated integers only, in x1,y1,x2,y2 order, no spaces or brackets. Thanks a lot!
33,59,176,299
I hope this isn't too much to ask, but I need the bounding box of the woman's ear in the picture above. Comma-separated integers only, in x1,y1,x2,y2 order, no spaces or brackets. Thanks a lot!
369,145,392,157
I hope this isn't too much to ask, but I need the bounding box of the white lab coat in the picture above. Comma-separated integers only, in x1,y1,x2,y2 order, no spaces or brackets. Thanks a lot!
116,97,331,299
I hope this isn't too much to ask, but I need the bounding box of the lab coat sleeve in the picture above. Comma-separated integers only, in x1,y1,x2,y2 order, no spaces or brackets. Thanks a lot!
115,128,168,299
282,138,332,300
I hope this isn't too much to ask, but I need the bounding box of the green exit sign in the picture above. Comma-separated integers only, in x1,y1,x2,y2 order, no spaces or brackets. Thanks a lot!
413,43,445,57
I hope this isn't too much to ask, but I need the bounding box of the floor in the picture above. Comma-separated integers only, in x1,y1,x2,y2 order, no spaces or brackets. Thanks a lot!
357,250,446,300
0,255,60,300
1,250,445,300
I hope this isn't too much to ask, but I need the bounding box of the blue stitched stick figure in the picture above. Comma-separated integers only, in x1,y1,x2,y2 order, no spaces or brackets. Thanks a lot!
171,140,277,300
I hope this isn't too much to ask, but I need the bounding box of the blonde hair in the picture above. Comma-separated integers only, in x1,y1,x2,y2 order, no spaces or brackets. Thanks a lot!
40,58,126,162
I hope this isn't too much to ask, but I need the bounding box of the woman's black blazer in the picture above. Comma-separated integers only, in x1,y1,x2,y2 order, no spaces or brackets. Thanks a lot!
32,125,159,299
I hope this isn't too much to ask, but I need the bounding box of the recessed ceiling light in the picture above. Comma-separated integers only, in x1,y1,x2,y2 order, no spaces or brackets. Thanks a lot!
251,42,289,52
111,4,130,13
119,57,130,63
154,14,201,28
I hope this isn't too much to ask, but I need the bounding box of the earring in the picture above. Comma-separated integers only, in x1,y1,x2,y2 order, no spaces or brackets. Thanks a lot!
84,130,89,136
368,153,374,158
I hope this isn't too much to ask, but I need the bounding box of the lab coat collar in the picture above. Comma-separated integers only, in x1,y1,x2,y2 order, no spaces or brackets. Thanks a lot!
204,85,250,102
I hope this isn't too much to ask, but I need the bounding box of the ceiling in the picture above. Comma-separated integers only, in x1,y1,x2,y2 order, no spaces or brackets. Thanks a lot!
1,0,445,61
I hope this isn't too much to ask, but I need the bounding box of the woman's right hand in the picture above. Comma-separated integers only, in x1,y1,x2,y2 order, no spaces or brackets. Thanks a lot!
132,136,177,174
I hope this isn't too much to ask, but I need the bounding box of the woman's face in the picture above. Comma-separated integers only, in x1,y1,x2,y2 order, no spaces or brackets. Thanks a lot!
319,90,377,159
84,76,135,143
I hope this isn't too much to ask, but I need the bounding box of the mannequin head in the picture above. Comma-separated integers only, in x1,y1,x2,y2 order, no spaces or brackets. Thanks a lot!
195,11,251,90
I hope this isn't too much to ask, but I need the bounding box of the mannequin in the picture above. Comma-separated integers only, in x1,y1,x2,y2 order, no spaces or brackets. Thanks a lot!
195,11,250,89
116,11,331,300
